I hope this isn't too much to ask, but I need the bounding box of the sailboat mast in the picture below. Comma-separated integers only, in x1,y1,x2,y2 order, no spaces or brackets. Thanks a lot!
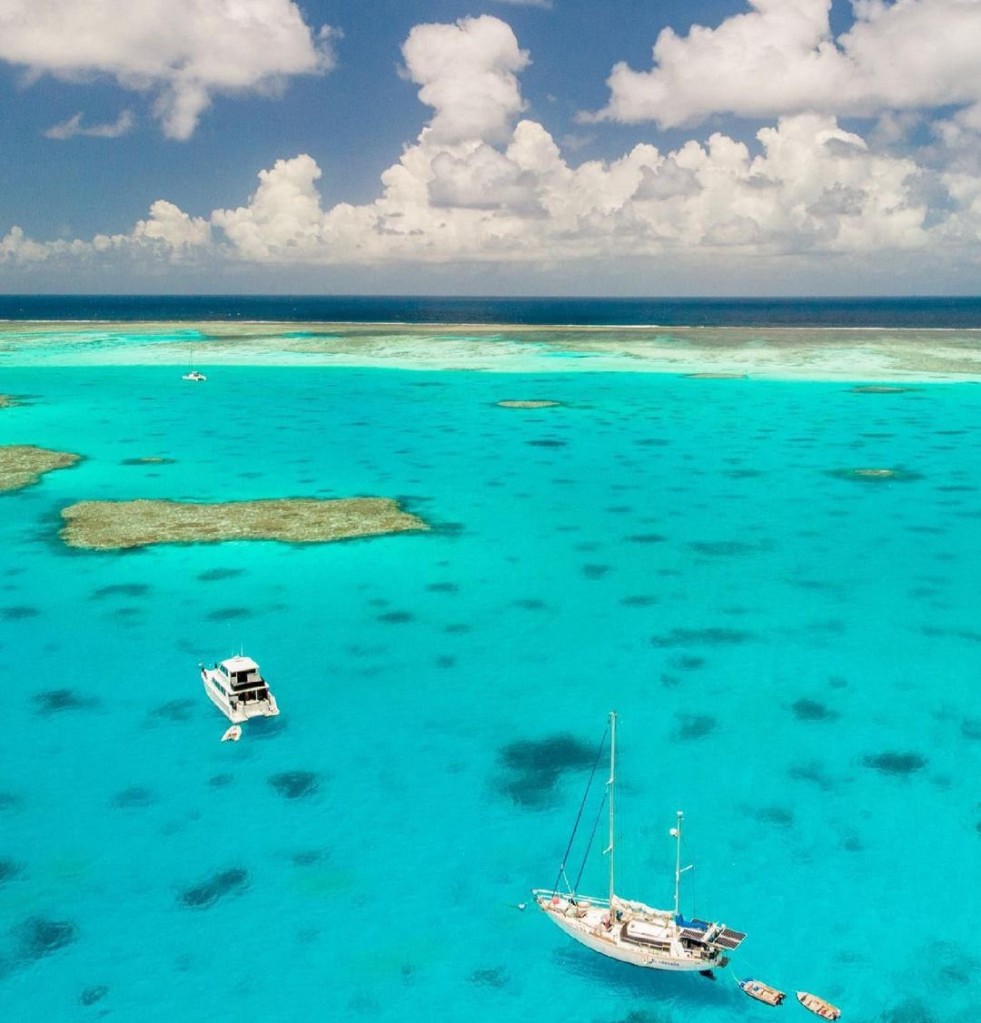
673,810,684,917
607,711,617,909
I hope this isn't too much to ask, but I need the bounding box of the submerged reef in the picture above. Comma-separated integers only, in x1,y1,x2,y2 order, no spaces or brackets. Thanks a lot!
496,399,562,408
850,385,917,394
268,771,320,800
178,867,249,908
496,733,596,808
0,394,27,409
14,917,76,959
32,688,99,715
60,497,429,550
827,467,922,483
862,751,928,776
0,445,80,492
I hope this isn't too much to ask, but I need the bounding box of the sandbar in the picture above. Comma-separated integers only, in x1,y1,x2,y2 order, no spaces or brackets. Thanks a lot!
60,497,429,550
0,445,81,492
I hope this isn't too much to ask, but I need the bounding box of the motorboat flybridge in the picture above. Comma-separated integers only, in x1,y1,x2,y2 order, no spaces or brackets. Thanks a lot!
201,654,279,724
533,711,745,973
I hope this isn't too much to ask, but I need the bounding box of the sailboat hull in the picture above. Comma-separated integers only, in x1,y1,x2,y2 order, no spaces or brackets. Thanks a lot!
534,893,729,972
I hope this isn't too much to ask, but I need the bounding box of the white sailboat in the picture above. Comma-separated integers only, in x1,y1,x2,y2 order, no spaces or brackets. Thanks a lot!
533,711,745,973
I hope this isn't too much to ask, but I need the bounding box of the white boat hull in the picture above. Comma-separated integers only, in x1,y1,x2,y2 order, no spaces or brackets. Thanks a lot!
202,670,279,724
534,893,729,972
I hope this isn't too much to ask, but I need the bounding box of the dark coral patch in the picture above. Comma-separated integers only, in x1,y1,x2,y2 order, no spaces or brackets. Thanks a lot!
514,598,548,610
33,689,99,715
621,595,659,607
651,627,752,648
197,568,245,582
753,806,794,827
120,457,177,466
496,733,596,808
788,762,833,791
791,699,838,722
582,564,611,579
92,583,150,599
469,966,508,988
14,917,76,959
377,610,414,624
850,385,916,394
526,439,567,448
878,998,935,1023
111,786,157,809
206,607,252,621
961,718,981,740
426,582,459,593
863,751,927,776
291,849,329,867
672,714,715,741
80,985,109,1006
626,533,666,544
689,540,760,556
0,858,23,884
150,699,195,723
178,868,249,908
2,606,40,620
209,773,234,789
268,771,320,800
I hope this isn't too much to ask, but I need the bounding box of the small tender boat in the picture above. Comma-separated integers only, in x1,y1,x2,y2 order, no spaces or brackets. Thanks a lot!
201,654,279,724
220,725,242,742
739,979,786,1006
182,370,207,382
797,991,841,1020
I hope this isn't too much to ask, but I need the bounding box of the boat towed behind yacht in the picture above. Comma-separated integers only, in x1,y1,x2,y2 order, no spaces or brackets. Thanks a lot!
201,654,279,724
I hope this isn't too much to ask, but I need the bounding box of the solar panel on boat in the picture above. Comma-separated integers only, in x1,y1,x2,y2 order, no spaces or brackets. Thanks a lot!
680,928,708,942
714,928,747,949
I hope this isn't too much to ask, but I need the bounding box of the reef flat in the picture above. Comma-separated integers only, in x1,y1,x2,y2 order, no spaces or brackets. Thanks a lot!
60,497,428,550
5,320,981,380
0,444,81,492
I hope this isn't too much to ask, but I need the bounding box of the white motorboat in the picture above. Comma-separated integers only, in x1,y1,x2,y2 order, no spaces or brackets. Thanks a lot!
182,370,207,382
533,711,745,973
201,654,279,724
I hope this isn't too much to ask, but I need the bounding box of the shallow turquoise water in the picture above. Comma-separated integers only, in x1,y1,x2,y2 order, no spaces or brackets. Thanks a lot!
0,365,978,1022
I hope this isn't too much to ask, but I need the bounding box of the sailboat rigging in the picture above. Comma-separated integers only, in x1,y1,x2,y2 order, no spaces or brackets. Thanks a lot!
533,711,746,973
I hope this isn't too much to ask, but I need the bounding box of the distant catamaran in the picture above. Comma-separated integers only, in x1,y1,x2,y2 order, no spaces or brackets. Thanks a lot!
533,711,745,972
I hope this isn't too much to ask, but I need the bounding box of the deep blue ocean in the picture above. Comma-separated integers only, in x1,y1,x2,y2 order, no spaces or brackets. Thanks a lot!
0,302,978,1022
2,293,981,328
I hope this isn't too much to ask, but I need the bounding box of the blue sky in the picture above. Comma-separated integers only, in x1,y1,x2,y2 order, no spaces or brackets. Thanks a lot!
2,0,980,295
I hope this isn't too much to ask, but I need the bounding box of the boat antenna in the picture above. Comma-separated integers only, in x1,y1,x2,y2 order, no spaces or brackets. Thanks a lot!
605,710,617,909
671,810,693,917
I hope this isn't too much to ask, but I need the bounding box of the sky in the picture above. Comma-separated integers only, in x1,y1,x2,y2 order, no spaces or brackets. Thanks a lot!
2,0,981,296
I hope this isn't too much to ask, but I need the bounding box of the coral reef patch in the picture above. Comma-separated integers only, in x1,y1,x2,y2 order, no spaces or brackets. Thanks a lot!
60,497,429,549
862,751,928,775
0,445,80,492
178,868,249,908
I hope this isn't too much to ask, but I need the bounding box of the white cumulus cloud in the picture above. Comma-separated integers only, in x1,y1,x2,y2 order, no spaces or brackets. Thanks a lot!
0,0,336,139
595,0,981,128
6,12,981,288
401,15,530,144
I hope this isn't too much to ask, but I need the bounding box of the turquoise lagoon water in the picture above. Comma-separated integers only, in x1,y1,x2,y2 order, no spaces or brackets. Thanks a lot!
0,354,979,1022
